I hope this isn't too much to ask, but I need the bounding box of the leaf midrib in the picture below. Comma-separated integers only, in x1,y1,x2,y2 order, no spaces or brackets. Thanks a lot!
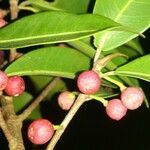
6,69,75,78
116,71,150,78
115,0,133,21
95,0,135,50
0,29,98,43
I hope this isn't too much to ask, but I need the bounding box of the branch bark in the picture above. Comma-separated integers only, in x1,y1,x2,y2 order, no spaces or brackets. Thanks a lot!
0,108,13,142
0,95,25,150
46,94,89,150
9,0,19,62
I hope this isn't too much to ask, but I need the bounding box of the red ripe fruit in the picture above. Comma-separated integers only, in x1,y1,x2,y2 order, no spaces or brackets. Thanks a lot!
0,71,8,91
28,119,54,145
77,70,101,94
121,87,144,110
106,99,127,121
58,91,75,110
4,76,25,96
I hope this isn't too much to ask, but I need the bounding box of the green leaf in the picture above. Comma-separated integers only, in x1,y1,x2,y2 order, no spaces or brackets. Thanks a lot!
68,40,95,58
50,0,91,13
125,38,144,55
14,92,33,113
96,87,118,98
13,92,42,119
27,0,91,13
27,0,63,11
115,55,150,82
93,0,150,51
0,11,119,49
29,75,66,97
5,47,91,78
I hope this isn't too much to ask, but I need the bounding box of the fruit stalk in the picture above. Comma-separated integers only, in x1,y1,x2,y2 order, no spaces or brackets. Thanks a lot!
47,94,89,150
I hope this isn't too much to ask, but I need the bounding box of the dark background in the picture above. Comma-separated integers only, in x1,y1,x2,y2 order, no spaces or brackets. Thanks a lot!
0,0,150,150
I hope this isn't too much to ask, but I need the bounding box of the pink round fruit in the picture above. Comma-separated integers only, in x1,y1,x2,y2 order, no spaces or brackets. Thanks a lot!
106,99,127,121
0,19,7,28
121,87,144,110
58,91,75,110
4,76,25,96
0,71,8,91
28,119,54,145
77,70,101,94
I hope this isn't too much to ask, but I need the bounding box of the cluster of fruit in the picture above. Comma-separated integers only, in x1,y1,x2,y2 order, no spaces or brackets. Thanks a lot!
59,70,144,120
27,70,144,145
0,71,25,96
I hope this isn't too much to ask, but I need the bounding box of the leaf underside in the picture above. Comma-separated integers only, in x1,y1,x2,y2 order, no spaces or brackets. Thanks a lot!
93,0,150,51
5,47,91,78
115,55,150,82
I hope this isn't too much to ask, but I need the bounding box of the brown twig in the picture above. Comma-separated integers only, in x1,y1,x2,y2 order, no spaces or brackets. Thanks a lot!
9,0,19,20
9,0,19,62
46,94,89,150
0,60,8,69
0,93,25,150
18,77,60,121
0,109,18,147
0,93,13,142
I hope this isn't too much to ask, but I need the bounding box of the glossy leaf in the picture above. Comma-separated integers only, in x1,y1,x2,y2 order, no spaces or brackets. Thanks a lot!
5,47,91,78
93,0,150,51
0,11,119,49
115,55,150,82
27,0,63,11
50,0,91,13
27,0,90,13
68,39,95,58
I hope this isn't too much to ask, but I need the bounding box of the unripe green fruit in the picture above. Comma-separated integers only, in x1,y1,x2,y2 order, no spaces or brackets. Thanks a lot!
77,70,101,94
121,87,144,110
58,91,75,110
28,119,54,145
106,99,127,121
